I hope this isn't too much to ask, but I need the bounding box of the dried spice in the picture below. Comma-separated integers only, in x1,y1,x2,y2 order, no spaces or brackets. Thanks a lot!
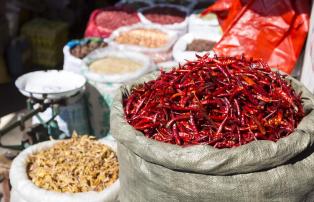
186,39,215,52
95,7,140,33
89,57,142,74
123,55,304,148
142,6,186,24
27,135,119,193
115,28,168,48
70,40,108,59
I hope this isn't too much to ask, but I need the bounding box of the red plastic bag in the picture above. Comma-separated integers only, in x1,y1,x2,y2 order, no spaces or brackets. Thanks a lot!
201,0,244,32
84,9,106,38
84,7,140,38
204,0,310,74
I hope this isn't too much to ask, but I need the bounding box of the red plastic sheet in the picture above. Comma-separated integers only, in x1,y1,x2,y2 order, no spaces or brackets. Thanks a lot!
203,0,310,74
201,0,243,32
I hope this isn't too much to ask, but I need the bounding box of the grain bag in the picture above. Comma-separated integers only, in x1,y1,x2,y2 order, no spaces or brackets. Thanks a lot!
111,71,314,202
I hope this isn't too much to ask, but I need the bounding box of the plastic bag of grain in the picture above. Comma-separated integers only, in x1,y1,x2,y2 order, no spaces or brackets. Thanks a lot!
109,24,178,63
83,49,154,138
63,38,109,74
138,4,189,36
10,139,120,202
172,33,220,63
111,70,314,202
84,6,140,38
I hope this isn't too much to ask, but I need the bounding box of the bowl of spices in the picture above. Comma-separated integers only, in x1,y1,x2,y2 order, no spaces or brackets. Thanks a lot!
138,4,189,34
173,33,219,63
10,134,119,202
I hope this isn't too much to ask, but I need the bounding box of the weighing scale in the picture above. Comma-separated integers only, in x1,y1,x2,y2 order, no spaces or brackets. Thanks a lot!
0,70,86,150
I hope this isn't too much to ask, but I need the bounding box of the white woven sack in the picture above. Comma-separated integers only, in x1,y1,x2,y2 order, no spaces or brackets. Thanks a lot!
10,139,120,202
172,33,220,63
82,48,154,83
138,4,189,35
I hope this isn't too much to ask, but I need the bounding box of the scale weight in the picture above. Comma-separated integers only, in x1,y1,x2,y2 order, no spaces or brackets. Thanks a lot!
0,70,86,150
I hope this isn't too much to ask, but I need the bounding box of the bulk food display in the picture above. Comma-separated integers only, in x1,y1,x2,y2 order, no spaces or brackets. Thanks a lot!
5,0,314,202
85,6,140,38
89,56,143,74
10,135,120,202
83,49,152,138
114,28,169,48
141,6,186,24
138,5,189,35
185,39,215,52
110,24,178,63
70,39,108,59
123,56,304,148
111,55,314,201
63,38,109,74
28,135,118,193
83,49,152,83
172,33,219,63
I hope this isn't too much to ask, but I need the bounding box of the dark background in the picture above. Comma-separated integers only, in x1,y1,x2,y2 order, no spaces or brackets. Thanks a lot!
0,0,118,117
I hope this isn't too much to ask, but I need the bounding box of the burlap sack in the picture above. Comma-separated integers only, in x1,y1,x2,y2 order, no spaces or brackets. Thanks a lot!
111,71,314,202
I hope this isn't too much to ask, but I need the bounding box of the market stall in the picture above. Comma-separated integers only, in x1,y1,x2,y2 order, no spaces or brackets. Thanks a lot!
0,0,313,201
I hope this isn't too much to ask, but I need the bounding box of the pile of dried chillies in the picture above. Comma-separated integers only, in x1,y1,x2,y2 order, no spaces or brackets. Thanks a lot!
123,55,304,148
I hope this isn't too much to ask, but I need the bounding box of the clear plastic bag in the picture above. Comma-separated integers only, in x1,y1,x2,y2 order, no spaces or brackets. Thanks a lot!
109,24,178,63
138,4,189,35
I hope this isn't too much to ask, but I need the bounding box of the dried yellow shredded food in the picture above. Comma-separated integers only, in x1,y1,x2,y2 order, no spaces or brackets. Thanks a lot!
27,135,119,193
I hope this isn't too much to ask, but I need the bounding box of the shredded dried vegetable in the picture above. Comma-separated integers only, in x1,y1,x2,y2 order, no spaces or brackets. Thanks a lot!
27,134,119,193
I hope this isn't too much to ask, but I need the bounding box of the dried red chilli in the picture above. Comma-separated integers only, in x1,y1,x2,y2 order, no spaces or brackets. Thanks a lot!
123,55,305,148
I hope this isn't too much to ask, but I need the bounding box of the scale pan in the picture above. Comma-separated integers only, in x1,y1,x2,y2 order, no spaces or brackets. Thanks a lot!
15,70,86,100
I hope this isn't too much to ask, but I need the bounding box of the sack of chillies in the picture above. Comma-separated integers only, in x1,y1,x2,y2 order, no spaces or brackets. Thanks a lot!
111,54,314,201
